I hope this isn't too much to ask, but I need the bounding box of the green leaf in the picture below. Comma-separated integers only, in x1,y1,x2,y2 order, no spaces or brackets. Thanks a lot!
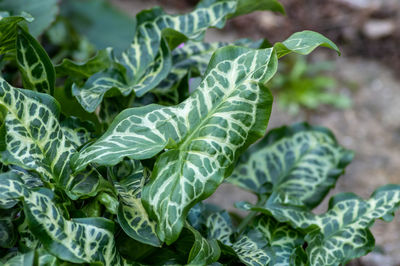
228,122,353,208
206,211,234,246
3,251,34,266
230,0,285,18
232,228,273,266
186,224,221,265
241,185,400,265
0,0,59,37
16,26,55,95
60,117,95,148
152,39,263,105
0,12,33,55
0,78,75,186
72,0,238,112
305,185,400,265
55,48,113,79
111,159,160,247
0,218,16,248
274,31,340,58
0,174,123,265
73,46,277,244
17,217,40,251
252,215,304,266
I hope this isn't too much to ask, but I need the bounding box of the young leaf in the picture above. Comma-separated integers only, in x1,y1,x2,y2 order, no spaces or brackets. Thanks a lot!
0,12,33,55
186,224,221,265
252,215,304,266
228,122,353,208
72,0,238,112
232,228,273,266
0,78,75,186
230,0,285,18
16,26,55,95
73,46,277,244
0,174,123,265
55,48,113,79
111,159,160,247
206,211,234,246
274,31,340,58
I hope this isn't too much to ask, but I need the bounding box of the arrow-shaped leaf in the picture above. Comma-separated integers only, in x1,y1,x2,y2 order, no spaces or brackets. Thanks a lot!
72,0,237,112
0,78,74,186
228,122,353,208
0,174,123,265
111,159,160,247
73,46,276,244
240,185,400,265
16,26,55,95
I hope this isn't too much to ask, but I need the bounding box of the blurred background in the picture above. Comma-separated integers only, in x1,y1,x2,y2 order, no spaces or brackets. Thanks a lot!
109,1,400,265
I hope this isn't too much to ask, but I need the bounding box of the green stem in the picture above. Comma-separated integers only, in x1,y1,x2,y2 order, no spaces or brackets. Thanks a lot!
237,194,268,235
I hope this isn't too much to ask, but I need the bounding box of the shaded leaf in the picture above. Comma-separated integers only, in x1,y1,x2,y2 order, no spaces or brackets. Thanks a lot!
0,174,123,265
0,12,33,55
111,159,160,247
16,26,55,95
187,224,221,265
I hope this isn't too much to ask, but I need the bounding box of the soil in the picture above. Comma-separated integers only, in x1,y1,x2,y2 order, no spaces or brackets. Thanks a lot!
112,1,400,264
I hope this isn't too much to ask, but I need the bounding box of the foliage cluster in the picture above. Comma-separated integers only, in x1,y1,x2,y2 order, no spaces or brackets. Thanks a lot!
0,0,399,265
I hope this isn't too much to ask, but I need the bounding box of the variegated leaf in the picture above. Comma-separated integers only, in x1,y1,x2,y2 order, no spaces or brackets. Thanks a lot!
252,215,304,266
111,159,160,247
186,223,221,265
18,217,40,251
3,251,34,266
274,30,340,58
0,78,75,186
0,12,33,55
72,0,237,112
206,210,234,246
60,117,95,147
305,185,400,266
73,32,339,244
232,228,273,266
0,218,16,248
98,94,135,130
16,26,55,95
0,174,122,265
228,122,353,208
240,185,400,266
73,46,277,244
152,39,263,105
